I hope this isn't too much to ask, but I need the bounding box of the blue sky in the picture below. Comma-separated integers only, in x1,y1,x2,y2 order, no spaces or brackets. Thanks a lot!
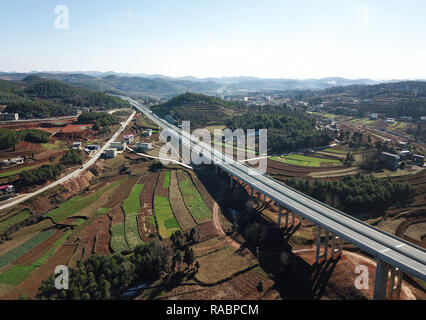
0,0,425,79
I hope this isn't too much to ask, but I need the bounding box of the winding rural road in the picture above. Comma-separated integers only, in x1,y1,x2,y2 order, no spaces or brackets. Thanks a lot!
0,111,136,212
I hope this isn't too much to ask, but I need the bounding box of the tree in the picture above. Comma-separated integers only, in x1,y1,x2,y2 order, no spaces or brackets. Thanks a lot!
174,251,183,272
256,281,264,300
345,153,355,166
183,248,195,270
61,150,83,166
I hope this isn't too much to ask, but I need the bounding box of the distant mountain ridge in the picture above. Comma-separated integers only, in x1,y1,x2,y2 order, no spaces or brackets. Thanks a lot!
0,71,424,99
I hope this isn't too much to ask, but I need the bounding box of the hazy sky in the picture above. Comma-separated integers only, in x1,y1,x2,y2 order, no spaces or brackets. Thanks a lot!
1,0,425,79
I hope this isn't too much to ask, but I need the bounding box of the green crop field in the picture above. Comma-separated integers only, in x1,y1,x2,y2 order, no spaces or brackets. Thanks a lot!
0,165,37,178
270,154,342,167
0,265,34,285
178,172,212,222
163,171,171,188
0,230,56,269
110,224,131,253
42,140,66,150
0,211,31,234
123,183,144,249
213,141,257,155
154,196,180,239
47,179,123,223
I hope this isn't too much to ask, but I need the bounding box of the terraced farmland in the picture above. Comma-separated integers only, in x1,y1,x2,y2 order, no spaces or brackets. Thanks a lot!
122,183,145,249
269,154,342,168
153,196,180,239
0,211,31,234
0,230,56,270
177,170,212,223
169,171,196,231
47,180,123,223
110,224,131,253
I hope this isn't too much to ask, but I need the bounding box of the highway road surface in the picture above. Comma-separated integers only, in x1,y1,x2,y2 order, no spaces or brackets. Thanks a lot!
0,111,136,212
122,96,426,282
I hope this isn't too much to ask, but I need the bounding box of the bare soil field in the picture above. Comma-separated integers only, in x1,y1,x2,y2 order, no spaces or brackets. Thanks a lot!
266,158,344,180
76,214,113,258
169,171,196,232
109,207,125,225
137,173,159,242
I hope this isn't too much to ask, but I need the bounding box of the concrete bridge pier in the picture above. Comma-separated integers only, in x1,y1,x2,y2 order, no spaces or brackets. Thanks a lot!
215,166,218,175
250,188,254,205
230,175,233,188
330,235,343,259
315,229,330,264
388,267,403,300
373,259,390,300
277,206,282,227
285,210,290,228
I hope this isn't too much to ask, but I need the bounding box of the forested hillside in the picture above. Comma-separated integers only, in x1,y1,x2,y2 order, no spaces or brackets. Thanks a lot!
0,78,130,119
151,92,242,126
227,111,333,153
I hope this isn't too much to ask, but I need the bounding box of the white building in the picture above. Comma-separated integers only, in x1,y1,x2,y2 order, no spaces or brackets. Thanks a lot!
144,129,153,137
123,134,135,143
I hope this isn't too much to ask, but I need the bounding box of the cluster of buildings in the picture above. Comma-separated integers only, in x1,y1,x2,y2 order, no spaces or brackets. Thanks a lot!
0,112,19,121
0,185,15,201
0,157,25,167
381,149,425,170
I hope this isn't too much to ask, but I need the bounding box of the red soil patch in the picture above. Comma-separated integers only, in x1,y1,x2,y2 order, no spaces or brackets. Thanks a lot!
109,207,125,225
156,172,169,197
76,215,113,258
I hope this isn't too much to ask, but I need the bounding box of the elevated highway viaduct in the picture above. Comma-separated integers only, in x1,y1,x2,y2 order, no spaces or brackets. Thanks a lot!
121,96,426,300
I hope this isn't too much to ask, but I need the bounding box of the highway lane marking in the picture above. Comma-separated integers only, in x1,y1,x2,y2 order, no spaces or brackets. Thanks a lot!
396,244,406,248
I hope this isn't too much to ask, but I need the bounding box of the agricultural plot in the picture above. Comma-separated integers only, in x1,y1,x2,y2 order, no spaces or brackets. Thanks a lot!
0,165,38,178
110,224,131,253
169,171,196,231
137,173,159,242
153,196,180,239
47,180,122,223
122,183,145,249
269,154,342,168
163,171,171,188
177,171,212,223
0,211,31,234
0,219,83,290
0,230,56,270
